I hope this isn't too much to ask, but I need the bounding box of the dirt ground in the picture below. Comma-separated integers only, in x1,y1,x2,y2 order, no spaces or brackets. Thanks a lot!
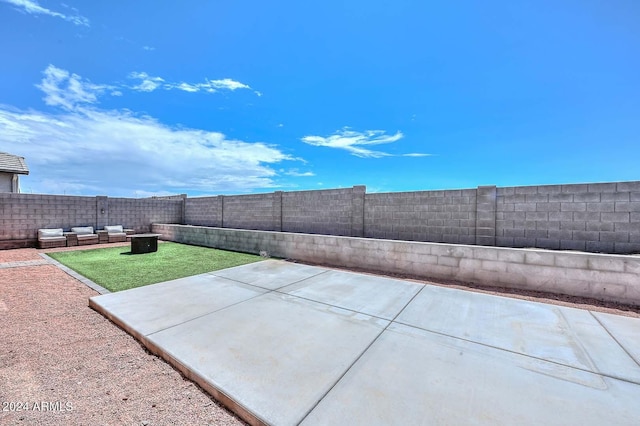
0,248,245,426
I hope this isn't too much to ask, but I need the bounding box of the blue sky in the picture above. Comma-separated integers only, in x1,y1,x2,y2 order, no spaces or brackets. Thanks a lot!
1,0,638,197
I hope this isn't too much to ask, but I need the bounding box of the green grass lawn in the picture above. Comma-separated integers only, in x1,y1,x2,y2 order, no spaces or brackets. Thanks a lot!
47,242,262,292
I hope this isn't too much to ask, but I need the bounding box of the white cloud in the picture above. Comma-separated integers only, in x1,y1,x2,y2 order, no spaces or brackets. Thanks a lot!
301,128,406,158
142,46,155,51
0,67,295,196
40,67,256,98
36,65,116,110
127,72,256,95
128,72,165,92
302,128,431,158
282,169,315,177
172,82,200,93
2,0,89,26
167,78,252,94
0,105,293,195
207,78,250,91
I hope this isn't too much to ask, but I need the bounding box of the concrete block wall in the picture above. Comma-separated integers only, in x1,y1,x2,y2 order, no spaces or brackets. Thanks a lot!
476,186,497,246
496,182,640,254
0,193,182,242
148,194,187,201
108,197,184,233
178,180,639,254
364,189,477,244
351,185,365,237
184,196,222,227
223,192,277,231
1,180,638,254
282,188,354,236
0,193,97,240
153,224,640,307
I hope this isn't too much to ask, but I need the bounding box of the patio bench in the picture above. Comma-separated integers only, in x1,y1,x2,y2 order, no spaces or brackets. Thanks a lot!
71,226,99,246
37,228,67,249
98,225,132,243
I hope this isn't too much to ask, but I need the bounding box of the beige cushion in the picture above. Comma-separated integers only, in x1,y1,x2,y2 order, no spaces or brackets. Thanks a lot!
77,234,98,241
39,236,67,242
38,228,63,238
104,225,123,233
108,232,127,237
71,226,94,235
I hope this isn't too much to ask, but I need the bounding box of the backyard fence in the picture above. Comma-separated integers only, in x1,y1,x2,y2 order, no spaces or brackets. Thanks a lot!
183,181,640,254
1,180,639,254
0,193,184,246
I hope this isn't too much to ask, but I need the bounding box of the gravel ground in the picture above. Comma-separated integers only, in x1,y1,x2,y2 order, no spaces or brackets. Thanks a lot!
0,248,245,426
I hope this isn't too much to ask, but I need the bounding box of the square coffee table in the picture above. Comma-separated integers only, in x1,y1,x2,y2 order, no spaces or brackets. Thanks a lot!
130,233,162,254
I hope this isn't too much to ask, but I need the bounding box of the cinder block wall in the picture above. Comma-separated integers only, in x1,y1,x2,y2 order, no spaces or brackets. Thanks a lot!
223,193,277,231
0,193,183,241
178,181,639,254
108,198,184,233
496,182,640,254
0,193,97,240
2,180,639,254
282,188,354,236
184,196,222,227
364,189,477,244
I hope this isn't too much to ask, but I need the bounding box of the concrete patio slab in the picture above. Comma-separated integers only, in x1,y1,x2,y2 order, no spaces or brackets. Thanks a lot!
396,285,640,384
89,273,267,336
301,323,640,426
210,259,327,290
89,259,640,426
146,292,388,426
592,311,640,366
279,269,423,319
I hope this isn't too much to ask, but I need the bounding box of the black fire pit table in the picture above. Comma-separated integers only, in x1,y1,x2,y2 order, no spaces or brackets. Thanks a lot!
130,233,162,254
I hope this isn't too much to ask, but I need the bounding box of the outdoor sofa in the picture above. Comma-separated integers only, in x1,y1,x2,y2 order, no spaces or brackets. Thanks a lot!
37,228,67,249
99,225,129,243
70,226,99,246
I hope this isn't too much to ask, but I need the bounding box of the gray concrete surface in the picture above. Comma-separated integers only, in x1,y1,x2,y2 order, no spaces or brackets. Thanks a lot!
90,259,640,426
592,311,640,365
280,269,422,320
396,285,640,383
212,260,326,290
302,323,640,426
90,273,267,336
147,293,388,426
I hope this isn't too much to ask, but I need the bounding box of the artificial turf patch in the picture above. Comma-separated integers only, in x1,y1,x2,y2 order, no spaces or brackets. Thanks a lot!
48,242,261,292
